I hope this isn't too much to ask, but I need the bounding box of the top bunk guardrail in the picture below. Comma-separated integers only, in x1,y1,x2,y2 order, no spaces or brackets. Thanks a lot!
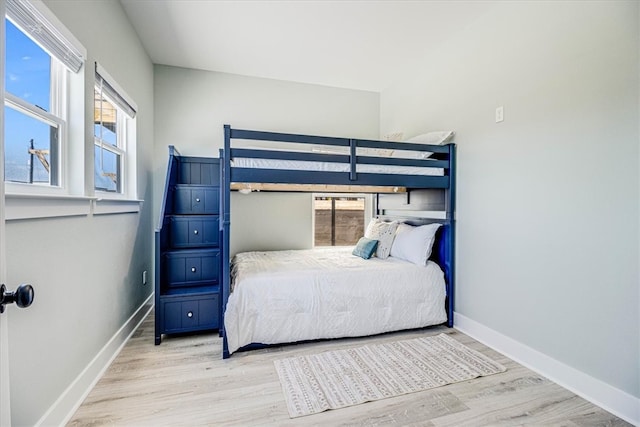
223,125,454,191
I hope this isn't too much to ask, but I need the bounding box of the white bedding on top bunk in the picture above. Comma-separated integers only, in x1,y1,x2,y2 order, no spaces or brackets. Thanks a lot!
224,247,447,355
230,157,444,176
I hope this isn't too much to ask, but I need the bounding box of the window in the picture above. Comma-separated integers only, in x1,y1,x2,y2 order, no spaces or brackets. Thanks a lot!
4,18,64,187
94,65,136,195
2,0,139,219
314,195,365,246
94,85,123,193
3,0,84,194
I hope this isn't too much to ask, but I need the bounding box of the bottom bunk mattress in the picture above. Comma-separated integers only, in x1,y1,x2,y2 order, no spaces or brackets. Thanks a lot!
224,246,447,355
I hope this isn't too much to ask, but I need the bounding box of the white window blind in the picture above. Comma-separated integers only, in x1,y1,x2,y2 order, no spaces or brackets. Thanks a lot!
95,63,136,118
5,0,84,73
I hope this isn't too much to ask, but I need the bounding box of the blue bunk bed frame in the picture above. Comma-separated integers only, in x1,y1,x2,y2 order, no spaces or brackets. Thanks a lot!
219,124,456,358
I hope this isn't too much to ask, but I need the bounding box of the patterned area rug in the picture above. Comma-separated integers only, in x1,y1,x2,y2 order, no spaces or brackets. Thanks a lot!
274,333,506,418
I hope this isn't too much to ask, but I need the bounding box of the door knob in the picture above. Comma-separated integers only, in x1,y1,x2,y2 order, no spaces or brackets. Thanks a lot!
0,284,34,314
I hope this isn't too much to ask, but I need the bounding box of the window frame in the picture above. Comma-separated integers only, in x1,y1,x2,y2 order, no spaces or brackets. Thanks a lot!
94,87,126,194
93,64,137,200
313,193,372,247
3,18,69,195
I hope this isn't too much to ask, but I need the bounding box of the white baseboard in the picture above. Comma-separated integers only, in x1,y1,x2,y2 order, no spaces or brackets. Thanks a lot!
454,312,639,426
35,293,154,427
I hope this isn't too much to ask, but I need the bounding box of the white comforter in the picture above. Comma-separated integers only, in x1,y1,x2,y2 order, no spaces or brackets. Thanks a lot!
224,247,447,355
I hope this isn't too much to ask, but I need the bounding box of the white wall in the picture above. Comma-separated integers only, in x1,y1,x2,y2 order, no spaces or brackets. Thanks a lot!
5,1,154,425
154,66,379,253
231,192,313,256
380,0,639,406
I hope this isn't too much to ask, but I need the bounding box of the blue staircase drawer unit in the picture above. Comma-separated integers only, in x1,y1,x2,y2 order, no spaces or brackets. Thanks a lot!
163,249,220,287
162,294,219,333
173,185,219,214
155,151,222,345
169,216,219,248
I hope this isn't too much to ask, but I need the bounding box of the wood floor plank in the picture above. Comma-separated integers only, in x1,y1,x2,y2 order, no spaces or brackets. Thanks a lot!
67,311,631,426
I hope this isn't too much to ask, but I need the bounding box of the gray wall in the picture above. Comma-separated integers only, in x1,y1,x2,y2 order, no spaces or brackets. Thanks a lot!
380,1,639,398
231,192,313,257
153,66,379,253
5,1,154,425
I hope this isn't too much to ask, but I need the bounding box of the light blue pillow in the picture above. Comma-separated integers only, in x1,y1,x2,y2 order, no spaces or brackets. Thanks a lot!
352,237,378,259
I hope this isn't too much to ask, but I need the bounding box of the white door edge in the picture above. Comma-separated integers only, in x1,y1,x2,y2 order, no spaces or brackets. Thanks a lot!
0,0,12,425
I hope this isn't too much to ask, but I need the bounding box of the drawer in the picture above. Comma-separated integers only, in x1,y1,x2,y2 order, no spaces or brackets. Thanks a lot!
162,294,219,333
169,215,219,248
163,249,220,287
173,185,219,214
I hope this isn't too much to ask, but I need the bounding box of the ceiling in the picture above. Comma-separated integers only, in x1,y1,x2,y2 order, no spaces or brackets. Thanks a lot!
120,0,494,93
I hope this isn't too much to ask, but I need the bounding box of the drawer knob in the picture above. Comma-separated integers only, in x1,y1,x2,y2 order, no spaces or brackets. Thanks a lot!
193,229,199,235
195,198,201,203
191,267,197,273
187,311,193,318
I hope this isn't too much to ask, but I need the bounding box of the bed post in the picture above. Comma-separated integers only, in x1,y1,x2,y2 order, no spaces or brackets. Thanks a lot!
446,143,456,328
221,125,232,358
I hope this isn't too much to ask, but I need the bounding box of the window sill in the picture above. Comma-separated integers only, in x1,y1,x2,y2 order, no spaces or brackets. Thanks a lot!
5,193,142,221
93,198,142,215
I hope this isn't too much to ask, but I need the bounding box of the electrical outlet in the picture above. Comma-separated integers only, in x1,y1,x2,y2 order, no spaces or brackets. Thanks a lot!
495,106,504,123
142,270,147,285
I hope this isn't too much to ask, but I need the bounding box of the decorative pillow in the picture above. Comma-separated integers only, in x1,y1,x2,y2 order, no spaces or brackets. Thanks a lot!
364,218,398,259
390,223,442,266
351,237,378,259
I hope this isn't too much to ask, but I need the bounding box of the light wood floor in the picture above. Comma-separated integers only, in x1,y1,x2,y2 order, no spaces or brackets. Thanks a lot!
67,310,630,426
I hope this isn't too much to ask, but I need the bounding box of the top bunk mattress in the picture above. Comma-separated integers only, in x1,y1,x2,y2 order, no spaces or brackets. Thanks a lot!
230,157,444,176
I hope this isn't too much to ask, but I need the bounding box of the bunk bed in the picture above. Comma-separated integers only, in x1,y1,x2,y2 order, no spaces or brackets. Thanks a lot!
219,125,456,358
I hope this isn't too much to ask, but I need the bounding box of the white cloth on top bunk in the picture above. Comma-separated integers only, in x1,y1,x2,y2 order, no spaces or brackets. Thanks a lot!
230,157,444,176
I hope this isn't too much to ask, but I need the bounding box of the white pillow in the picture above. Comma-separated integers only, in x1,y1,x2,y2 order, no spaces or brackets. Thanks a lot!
364,218,398,259
390,223,442,266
